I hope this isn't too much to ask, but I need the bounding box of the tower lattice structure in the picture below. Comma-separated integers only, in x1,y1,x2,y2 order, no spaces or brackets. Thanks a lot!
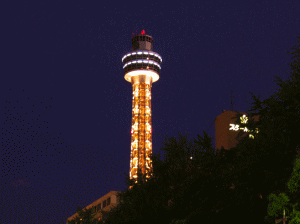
122,30,162,189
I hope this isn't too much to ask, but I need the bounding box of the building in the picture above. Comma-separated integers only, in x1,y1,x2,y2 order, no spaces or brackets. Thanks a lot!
215,110,259,150
65,191,122,224
122,30,162,189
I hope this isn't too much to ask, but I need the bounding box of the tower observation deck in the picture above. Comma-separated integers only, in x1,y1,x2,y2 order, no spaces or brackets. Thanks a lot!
122,30,162,189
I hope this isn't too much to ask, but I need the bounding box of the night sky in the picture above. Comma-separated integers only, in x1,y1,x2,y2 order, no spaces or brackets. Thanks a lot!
1,1,299,223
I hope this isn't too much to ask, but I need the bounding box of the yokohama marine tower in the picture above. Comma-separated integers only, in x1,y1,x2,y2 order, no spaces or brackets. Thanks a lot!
122,31,162,189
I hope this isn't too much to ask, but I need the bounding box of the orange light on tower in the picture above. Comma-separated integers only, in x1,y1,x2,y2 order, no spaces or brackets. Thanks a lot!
122,31,162,189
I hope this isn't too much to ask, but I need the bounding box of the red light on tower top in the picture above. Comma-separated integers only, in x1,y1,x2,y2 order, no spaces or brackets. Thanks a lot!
132,30,145,36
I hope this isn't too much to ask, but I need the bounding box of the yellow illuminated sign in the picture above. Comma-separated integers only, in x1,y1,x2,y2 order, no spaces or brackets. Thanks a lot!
229,114,259,139
240,114,248,124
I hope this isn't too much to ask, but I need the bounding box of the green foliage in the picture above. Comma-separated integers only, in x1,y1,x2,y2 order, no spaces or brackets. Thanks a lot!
263,36,300,224
103,168,172,224
267,193,290,217
169,219,186,224
99,131,218,223
265,156,300,223
288,203,300,224
287,156,300,194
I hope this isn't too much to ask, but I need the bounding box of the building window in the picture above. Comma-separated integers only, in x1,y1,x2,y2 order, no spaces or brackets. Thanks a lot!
107,197,111,206
97,203,101,211
103,200,106,208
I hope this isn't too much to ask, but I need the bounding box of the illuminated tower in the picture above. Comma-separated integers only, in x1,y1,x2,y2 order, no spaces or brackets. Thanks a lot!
122,30,162,188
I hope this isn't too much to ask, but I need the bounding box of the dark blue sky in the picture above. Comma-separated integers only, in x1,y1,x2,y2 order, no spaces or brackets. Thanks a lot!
1,1,299,223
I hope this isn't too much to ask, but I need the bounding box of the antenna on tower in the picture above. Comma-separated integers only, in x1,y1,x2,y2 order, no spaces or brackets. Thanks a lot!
132,30,138,36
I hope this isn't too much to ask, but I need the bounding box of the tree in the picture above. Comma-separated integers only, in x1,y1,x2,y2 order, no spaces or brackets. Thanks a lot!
266,156,300,224
100,35,300,223
222,36,300,223
102,165,173,224
101,131,220,224
169,219,186,224
181,36,300,224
